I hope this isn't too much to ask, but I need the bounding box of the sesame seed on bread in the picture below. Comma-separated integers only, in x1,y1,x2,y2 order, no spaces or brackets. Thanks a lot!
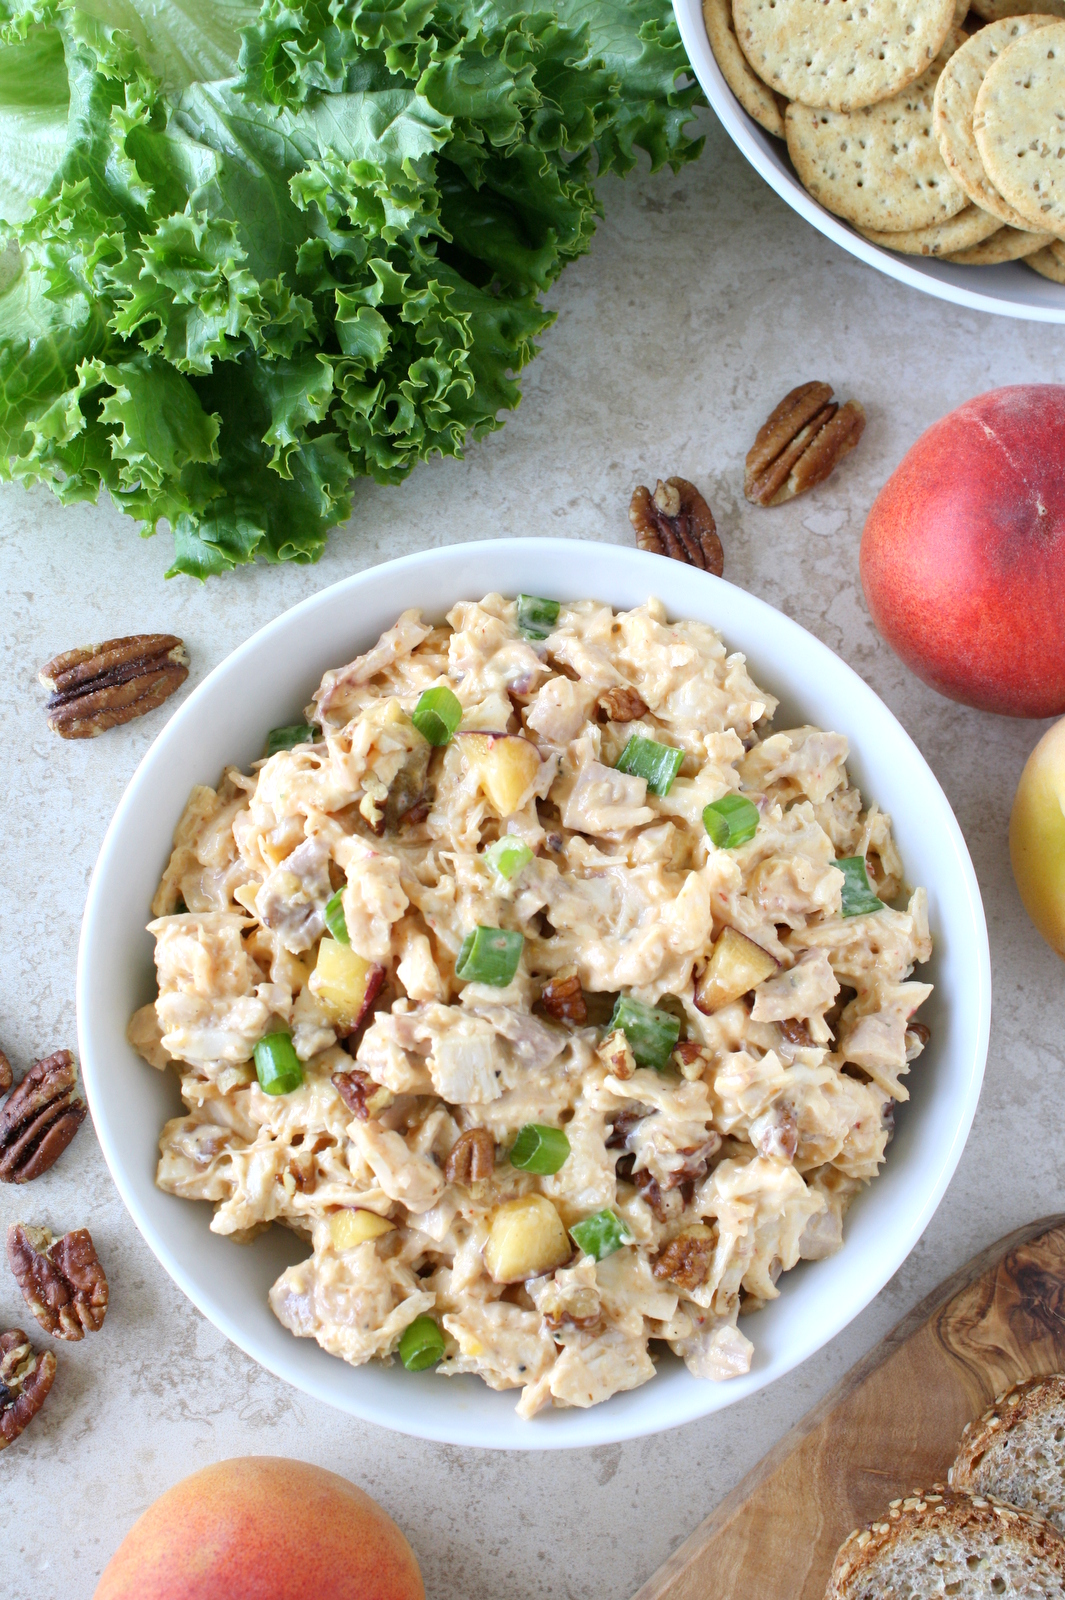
951,1374,1065,1534
826,1485,1065,1599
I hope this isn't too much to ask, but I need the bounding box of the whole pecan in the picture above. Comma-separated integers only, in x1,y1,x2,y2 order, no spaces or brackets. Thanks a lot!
0,1329,56,1450
331,1069,393,1121
653,1227,716,1292
444,1128,495,1185
39,634,189,739
7,1224,109,1341
0,1048,11,1095
745,383,865,507
0,1051,86,1183
630,478,723,576
540,968,588,1027
597,687,649,724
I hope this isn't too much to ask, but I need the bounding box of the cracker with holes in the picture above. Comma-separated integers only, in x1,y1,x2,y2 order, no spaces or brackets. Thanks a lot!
970,0,1065,19
704,0,786,136
733,0,955,113
859,203,1002,253
786,34,968,233
934,16,1059,227
975,22,1065,239
945,223,1052,260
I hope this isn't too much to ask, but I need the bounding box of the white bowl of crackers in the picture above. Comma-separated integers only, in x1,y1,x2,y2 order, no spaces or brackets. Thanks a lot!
673,0,1065,320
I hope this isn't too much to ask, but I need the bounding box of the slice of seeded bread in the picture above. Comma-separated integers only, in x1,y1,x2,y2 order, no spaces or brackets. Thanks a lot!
951,1374,1065,1534
826,1485,1065,1598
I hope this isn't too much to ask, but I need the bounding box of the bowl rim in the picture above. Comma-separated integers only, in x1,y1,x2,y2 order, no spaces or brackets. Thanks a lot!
671,0,1065,324
77,536,992,1450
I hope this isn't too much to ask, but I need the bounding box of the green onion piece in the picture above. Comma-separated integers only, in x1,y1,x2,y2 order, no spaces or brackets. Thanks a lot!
411,686,462,746
509,1123,571,1175
703,793,760,848
517,594,560,640
608,994,681,1072
615,735,684,798
836,857,885,918
455,926,524,986
253,1032,303,1095
265,723,320,758
485,835,533,882
324,889,349,945
569,1209,632,1261
398,1315,445,1372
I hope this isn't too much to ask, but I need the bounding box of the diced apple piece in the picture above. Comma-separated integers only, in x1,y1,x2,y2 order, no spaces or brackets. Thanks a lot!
484,1194,571,1284
694,927,778,1014
462,733,541,816
329,1209,395,1250
309,937,385,1035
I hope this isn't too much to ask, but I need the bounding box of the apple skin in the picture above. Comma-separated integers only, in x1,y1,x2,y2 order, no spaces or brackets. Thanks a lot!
1010,717,1065,958
860,385,1065,717
93,1457,425,1600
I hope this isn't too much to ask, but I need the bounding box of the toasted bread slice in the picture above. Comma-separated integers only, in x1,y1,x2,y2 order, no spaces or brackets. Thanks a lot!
951,1374,1065,1534
827,1485,1065,1598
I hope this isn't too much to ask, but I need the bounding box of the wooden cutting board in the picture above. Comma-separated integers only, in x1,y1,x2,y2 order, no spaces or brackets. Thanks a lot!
632,1215,1065,1600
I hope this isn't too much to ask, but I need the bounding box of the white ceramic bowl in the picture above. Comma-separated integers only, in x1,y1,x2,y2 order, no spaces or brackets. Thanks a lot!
78,538,990,1450
672,0,1065,322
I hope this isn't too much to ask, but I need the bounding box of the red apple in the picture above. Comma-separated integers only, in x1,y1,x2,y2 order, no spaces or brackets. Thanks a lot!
860,385,1065,716
93,1457,425,1600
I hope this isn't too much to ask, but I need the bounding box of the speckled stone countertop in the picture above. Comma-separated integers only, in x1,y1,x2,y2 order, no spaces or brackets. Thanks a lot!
3,107,1063,1600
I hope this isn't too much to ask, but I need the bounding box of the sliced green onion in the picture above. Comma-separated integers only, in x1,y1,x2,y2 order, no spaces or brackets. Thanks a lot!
517,594,560,640
509,1123,571,1175
398,1315,445,1371
485,835,533,882
615,735,684,798
253,1032,303,1095
608,994,681,1072
836,857,885,918
703,793,760,848
411,686,462,746
455,926,524,986
324,889,349,945
265,723,320,758
569,1209,632,1261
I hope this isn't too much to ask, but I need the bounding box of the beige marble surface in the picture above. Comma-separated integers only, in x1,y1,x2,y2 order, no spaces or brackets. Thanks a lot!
2,106,1063,1599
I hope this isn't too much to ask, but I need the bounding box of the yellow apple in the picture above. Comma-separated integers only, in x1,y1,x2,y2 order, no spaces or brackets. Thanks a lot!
1010,717,1065,957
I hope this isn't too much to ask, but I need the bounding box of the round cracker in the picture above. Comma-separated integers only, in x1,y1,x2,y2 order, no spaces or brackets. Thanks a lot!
733,0,955,113
785,36,968,233
703,0,787,138
974,22,1065,239
1026,241,1065,274
944,222,1053,257
934,15,1058,228
970,0,1065,20
859,202,1002,251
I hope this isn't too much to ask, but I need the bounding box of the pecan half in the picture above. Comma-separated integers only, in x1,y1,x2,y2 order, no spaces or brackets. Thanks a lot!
0,1051,86,1183
630,478,723,576
0,1048,11,1095
7,1224,109,1340
745,383,865,507
39,634,189,739
444,1128,495,1185
653,1226,716,1291
540,968,588,1027
0,1329,56,1450
331,1069,393,1121
597,687,649,724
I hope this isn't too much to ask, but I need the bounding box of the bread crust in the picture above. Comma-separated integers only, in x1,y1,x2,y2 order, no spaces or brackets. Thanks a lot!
827,1485,1065,1598
951,1374,1065,1532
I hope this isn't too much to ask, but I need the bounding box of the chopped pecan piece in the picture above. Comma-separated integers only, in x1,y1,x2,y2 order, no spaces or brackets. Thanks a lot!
597,1028,635,1080
653,1225,716,1291
671,1040,710,1081
750,1101,799,1162
0,1329,56,1450
444,1128,495,1185
779,1017,814,1048
905,1020,931,1060
0,1048,11,1095
630,478,723,576
0,1051,86,1183
634,1169,681,1223
606,1107,649,1149
597,687,649,724
7,1224,109,1341
39,634,189,739
540,968,588,1027
384,744,433,832
331,1069,393,1121
662,1139,720,1190
744,383,865,507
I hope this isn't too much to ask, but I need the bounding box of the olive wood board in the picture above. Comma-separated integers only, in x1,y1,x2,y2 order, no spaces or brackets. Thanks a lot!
631,1214,1065,1600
